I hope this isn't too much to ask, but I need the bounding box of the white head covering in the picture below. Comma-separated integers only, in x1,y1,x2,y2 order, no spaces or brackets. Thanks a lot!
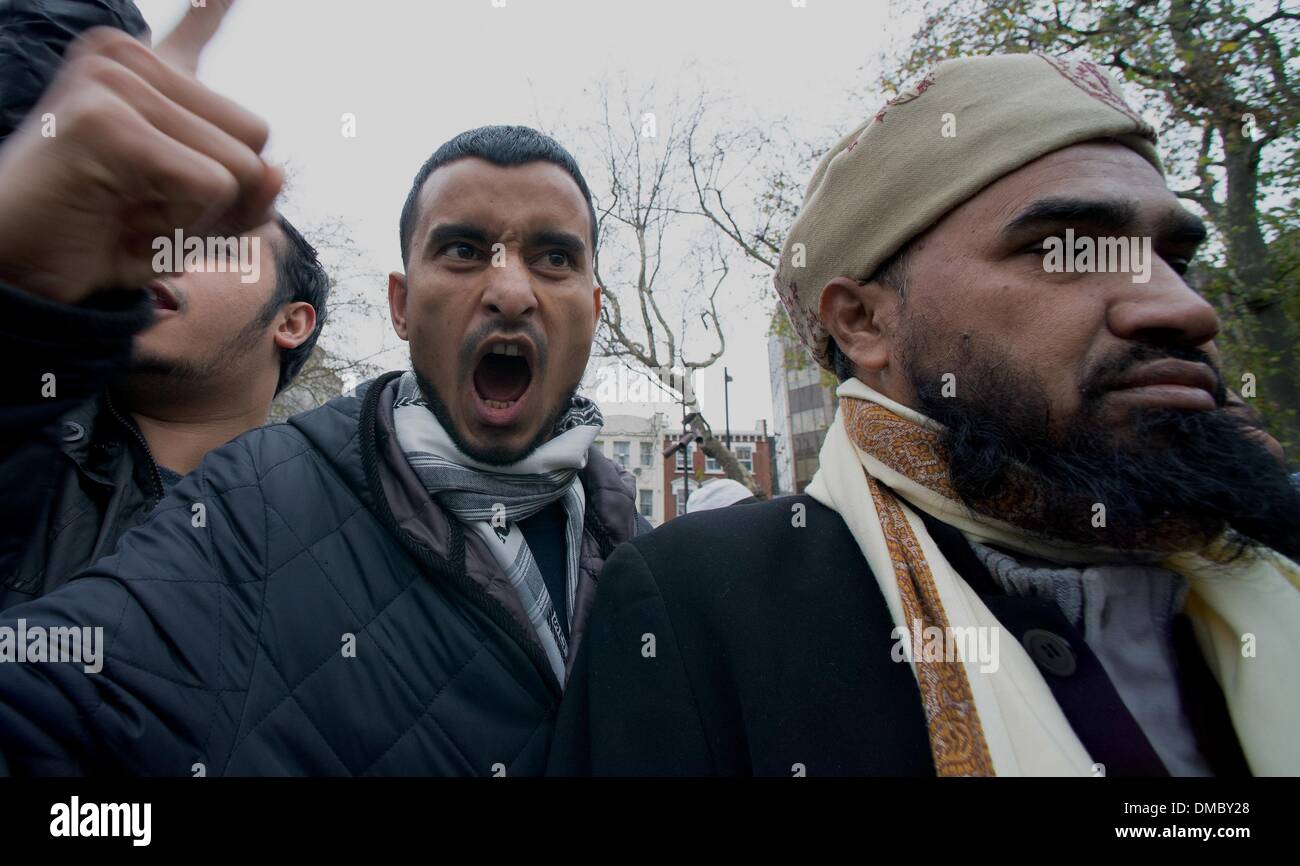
686,478,756,513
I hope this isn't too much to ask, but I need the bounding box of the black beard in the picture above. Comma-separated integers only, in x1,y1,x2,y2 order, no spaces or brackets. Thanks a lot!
120,301,274,398
903,333,1300,560
123,353,207,382
412,366,573,467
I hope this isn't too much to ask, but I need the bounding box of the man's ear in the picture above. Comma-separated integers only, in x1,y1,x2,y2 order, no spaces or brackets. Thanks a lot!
592,283,602,328
272,302,316,351
388,271,409,341
818,276,899,379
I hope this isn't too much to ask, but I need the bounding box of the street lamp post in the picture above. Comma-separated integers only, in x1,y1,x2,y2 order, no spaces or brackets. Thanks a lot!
681,364,689,512
724,367,733,450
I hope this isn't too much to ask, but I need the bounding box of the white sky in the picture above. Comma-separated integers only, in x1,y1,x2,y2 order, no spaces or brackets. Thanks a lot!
135,0,916,430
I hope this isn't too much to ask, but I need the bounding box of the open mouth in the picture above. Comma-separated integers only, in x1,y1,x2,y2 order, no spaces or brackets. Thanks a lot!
145,280,180,313
472,342,533,417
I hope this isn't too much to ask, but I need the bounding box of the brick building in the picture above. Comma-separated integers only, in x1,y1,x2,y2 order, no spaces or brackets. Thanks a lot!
660,426,774,522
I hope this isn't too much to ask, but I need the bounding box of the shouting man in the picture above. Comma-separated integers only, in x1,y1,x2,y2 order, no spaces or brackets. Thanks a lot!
551,55,1300,777
0,16,639,773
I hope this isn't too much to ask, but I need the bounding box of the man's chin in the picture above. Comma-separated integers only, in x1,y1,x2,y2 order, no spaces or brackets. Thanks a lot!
458,419,542,465
1087,403,1225,452
427,389,543,466
414,369,573,467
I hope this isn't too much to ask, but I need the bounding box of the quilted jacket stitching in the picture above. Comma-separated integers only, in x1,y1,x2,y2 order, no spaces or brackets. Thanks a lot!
99,650,244,692
259,497,468,718
225,536,431,763
200,579,223,763
502,704,554,770
246,641,356,775
360,642,489,776
223,438,273,776
84,580,133,731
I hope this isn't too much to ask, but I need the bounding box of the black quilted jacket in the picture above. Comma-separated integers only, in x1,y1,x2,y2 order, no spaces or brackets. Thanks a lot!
0,370,643,775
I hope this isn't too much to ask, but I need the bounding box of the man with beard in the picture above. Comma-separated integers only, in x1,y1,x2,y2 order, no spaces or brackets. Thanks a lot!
0,7,639,772
550,54,1300,777
0,1,328,610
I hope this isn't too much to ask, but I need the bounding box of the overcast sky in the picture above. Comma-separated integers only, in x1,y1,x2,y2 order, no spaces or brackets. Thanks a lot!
134,0,918,430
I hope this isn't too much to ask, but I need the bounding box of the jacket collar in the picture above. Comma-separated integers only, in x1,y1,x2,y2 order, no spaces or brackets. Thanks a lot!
58,393,155,489
357,371,640,693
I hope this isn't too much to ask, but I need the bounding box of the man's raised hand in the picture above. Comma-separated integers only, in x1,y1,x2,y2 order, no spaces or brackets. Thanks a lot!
0,0,280,304
155,0,238,75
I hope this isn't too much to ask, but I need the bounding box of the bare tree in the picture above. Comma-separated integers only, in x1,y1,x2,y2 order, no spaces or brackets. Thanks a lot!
678,110,839,387
582,80,787,492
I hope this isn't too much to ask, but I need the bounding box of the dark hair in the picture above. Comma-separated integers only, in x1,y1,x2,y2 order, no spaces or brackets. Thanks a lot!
398,125,598,267
826,240,916,382
259,215,331,394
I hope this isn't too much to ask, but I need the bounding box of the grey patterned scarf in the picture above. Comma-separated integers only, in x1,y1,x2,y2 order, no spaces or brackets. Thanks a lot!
391,372,602,683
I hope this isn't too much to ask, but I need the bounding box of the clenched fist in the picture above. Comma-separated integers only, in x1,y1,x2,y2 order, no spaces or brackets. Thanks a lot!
0,0,280,305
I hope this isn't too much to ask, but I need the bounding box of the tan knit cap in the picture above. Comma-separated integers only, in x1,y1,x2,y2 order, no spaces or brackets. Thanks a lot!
776,54,1162,371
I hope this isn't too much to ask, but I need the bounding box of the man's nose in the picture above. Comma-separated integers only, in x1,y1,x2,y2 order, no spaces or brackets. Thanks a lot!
481,254,538,321
1107,260,1220,349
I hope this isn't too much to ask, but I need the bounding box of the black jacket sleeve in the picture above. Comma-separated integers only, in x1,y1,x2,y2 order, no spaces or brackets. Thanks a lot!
0,281,154,589
0,0,151,144
548,541,716,776
0,437,265,775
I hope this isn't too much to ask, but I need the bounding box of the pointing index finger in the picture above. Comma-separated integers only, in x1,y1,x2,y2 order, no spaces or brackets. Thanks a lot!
154,0,237,75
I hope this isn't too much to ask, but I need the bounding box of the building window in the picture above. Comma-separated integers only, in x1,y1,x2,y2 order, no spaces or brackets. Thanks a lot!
735,444,753,472
613,440,630,468
796,457,820,487
640,440,654,467
705,455,719,473
639,489,653,518
794,431,822,457
676,443,689,470
676,487,688,516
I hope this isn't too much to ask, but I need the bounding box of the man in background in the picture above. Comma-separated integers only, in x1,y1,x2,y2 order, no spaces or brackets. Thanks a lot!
686,478,757,513
0,0,330,608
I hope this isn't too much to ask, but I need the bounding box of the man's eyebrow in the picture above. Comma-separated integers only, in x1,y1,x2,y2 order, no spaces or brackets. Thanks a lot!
528,230,587,257
1004,197,1140,235
424,222,490,252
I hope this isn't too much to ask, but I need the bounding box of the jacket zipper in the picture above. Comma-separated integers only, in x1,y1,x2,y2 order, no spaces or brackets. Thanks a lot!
106,394,165,507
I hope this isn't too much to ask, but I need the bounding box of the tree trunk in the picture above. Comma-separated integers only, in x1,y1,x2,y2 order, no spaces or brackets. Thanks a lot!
1220,126,1300,448
698,433,763,498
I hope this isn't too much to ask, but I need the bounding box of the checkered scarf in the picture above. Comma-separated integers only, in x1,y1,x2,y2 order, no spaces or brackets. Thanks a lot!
391,372,603,683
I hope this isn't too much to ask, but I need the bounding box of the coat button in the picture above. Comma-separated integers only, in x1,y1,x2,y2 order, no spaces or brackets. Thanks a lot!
61,421,85,443
1022,629,1076,677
